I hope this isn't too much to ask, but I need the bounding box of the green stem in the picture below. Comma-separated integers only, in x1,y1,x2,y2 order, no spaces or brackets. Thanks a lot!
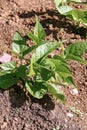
59,39,65,58
20,55,23,65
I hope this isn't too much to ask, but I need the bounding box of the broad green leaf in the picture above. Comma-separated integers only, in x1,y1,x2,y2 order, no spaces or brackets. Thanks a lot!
65,42,87,58
23,45,37,56
40,58,55,71
65,9,83,21
54,1,87,26
34,63,54,81
0,73,19,89
29,64,35,76
65,54,87,65
65,9,86,22
27,17,46,45
50,57,75,85
80,17,87,26
12,31,27,55
27,32,39,44
40,68,54,81
0,62,17,71
54,0,81,7
31,41,59,64
65,42,87,65
34,16,46,44
0,70,8,76
25,81,47,99
80,11,87,26
57,5,73,14
46,83,65,102
50,77,66,87
29,41,59,75
53,55,67,64
16,65,27,79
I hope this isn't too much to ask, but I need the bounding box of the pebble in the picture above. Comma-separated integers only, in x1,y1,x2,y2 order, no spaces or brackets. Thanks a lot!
66,113,73,118
70,88,78,96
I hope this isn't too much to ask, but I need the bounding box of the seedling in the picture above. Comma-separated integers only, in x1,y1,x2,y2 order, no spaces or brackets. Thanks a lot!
54,0,87,27
0,17,87,102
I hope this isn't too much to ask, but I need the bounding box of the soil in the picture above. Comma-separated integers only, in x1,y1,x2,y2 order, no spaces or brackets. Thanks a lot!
0,0,87,130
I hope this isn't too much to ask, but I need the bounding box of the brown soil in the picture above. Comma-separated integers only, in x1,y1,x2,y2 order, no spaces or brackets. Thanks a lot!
0,0,87,130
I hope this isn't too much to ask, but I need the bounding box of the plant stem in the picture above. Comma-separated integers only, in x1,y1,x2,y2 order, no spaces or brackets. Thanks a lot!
59,39,65,58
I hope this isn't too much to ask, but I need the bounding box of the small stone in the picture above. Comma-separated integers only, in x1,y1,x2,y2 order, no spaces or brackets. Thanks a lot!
70,88,78,96
66,113,73,118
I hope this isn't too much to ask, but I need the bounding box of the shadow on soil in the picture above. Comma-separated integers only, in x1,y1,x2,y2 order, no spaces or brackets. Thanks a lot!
19,9,87,39
9,85,55,110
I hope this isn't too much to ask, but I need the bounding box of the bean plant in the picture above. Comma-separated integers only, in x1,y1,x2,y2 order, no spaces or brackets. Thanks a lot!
54,0,87,27
0,17,87,102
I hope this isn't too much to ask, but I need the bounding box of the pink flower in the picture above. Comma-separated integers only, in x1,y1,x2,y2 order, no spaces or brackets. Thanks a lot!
0,53,11,63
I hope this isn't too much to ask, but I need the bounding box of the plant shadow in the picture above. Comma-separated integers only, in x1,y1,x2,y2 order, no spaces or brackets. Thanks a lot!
9,85,55,110
9,85,27,108
19,9,87,39
30,94,55,110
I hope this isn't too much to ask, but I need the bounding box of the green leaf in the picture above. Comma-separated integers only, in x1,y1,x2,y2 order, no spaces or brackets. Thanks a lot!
27,17,46,45
40,58,55,71
31,41,59,64
12,31,27,55
16,65,27,79
29,41,59,75
0,70,8,76
0,62,17,71
34,63,54,81
57,5,73,14
65,42,87,65
65,54,87,65
50,77,66,87
53,55,67,65
80,11,87,26
0,73,19,89
46,83,65,102
25,81,47,99
54,1,87,26
65,42,87,58
27,32,39,45
65,9,87,23
23,45,37,56
29,64,35,76
50,57,75,85
54,0,81,8
34,16,46,44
